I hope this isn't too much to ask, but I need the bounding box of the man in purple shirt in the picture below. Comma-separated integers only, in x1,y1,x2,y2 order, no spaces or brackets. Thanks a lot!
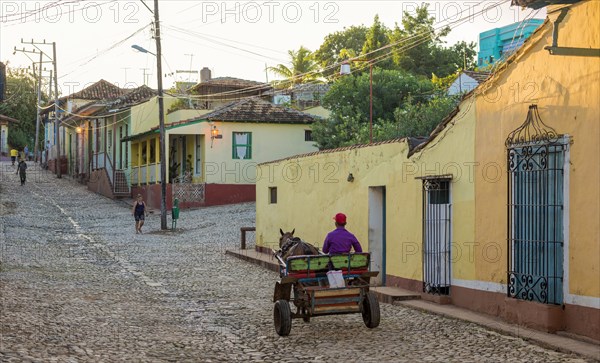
323,213,363,254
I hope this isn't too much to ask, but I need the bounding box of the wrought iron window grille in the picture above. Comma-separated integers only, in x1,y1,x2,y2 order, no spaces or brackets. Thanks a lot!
506,105,566,305
505,104,560,147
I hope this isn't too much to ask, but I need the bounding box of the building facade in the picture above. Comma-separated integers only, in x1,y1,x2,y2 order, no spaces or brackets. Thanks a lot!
256,0,599,340
478,19,544,67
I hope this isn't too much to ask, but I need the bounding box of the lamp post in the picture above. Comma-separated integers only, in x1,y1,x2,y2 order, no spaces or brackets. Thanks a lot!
131,1,168,230
340,60,374,144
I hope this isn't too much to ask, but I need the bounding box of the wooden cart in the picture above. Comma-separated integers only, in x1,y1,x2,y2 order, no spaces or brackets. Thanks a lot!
272,252,380,336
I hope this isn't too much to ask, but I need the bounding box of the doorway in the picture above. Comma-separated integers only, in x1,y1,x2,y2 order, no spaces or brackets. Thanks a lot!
368,186,386,286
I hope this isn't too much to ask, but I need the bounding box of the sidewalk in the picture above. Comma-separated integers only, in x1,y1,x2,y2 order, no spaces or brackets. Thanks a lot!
226,248,600,362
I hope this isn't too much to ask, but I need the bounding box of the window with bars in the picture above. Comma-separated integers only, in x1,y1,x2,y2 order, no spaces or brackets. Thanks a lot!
422,178,452,296
507,141,566,305
305,130,313,142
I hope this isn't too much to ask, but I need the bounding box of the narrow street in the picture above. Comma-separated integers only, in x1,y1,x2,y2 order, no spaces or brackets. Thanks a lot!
0,161,590,362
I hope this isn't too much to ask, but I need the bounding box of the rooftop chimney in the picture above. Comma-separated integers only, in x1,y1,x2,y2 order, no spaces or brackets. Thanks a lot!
200,67,212,83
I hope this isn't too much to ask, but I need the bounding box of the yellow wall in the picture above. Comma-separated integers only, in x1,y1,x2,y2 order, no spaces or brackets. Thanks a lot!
203,121,318,184
474,1,600,298
302,106,331,119
256,99,476,283
256,2,599,299
158,120,318,185
130,95,179,135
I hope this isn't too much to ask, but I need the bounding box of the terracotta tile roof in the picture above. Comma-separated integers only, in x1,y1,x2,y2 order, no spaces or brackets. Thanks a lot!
462,70,491,83
65,79,127,100
106,85,157,108
189,77,271,92
258,137,427,166
200,98,317,124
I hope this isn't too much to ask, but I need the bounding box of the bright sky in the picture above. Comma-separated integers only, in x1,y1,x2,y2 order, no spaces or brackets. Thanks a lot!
0,0,546,96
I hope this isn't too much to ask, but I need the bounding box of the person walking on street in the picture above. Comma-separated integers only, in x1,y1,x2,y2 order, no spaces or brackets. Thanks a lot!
15,159,27,185
323,213,363,254
23,145,29,160
10,148,18,166
132,194,148,234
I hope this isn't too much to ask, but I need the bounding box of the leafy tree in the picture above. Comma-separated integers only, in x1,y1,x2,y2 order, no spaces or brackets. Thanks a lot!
313,25,368,77
361,15,391,65
0,66,41,150
268,46,322,88
389,4,476,77
388,94,460,138
312,68,433,148
432,72,459,90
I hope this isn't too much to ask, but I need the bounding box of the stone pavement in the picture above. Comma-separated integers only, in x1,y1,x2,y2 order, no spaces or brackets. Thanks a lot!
0,160,597,362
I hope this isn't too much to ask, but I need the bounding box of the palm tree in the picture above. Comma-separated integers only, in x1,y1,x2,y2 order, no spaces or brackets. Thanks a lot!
268,46,322,88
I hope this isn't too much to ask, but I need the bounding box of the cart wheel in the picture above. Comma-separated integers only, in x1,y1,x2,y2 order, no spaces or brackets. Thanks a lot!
362,292,380,329
274,300,292,336
302,308,310,323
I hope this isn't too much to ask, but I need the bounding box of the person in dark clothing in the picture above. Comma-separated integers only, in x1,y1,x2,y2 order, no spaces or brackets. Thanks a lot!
15,159,27,185
132,194,148,234
323,213,363,254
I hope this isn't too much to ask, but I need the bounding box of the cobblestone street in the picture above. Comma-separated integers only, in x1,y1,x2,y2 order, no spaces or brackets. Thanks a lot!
0,162,592,362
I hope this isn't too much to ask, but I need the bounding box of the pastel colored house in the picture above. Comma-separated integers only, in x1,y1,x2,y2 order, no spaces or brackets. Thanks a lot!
43,79,127,175
124,98,319,209
0,114,19,156
61,85,157,197
477,19,544,67
255,0,599,340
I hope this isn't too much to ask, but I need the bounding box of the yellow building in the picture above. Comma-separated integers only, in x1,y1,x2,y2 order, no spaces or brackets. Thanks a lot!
256,0,599,340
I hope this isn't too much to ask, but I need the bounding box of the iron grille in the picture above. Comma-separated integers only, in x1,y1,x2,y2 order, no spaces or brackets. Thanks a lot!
422,179,452,295
507,142,565,304
506,105,565,305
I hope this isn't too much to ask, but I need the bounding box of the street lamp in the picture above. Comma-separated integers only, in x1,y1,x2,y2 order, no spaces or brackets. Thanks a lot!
131,44,156,56
340,60,374,144
132,41,167,229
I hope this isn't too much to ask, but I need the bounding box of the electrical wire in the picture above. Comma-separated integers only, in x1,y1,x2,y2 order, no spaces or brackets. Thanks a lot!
40,0,510,132
59,23,151,80
161,0,505,102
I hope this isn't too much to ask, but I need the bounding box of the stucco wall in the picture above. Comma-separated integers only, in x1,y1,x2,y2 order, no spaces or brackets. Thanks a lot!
474,1,600,300
256,1,599,304
256,98,476,284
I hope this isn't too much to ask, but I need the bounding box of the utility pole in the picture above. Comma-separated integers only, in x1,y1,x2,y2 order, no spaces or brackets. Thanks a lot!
53,41,60,178
34,51,43,163
14,43,53,164
154,0,167,230
19,39,61,177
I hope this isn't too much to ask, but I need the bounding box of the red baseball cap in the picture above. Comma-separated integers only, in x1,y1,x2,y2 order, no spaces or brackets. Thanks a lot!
334,213,347,224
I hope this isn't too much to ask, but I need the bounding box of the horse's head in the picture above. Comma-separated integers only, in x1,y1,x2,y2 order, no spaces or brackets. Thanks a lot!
279,228,295,248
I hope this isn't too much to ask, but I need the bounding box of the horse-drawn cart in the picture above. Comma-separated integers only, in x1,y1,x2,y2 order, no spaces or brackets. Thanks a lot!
272,252,380,336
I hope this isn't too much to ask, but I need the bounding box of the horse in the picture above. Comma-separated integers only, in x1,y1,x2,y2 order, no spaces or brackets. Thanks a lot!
278,228,319,260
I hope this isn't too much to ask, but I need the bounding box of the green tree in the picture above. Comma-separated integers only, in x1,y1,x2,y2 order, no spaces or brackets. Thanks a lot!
389,4,476,77
312,68,433,148
362,15,392,68
313,25,368,77
388,94,460,138
0,66,40,150
268,46,322,88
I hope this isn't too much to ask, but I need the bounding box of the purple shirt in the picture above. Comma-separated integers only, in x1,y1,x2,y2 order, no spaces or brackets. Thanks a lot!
323,227,362,254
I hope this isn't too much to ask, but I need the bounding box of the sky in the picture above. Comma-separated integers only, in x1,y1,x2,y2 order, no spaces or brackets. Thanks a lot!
0,0,546,96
